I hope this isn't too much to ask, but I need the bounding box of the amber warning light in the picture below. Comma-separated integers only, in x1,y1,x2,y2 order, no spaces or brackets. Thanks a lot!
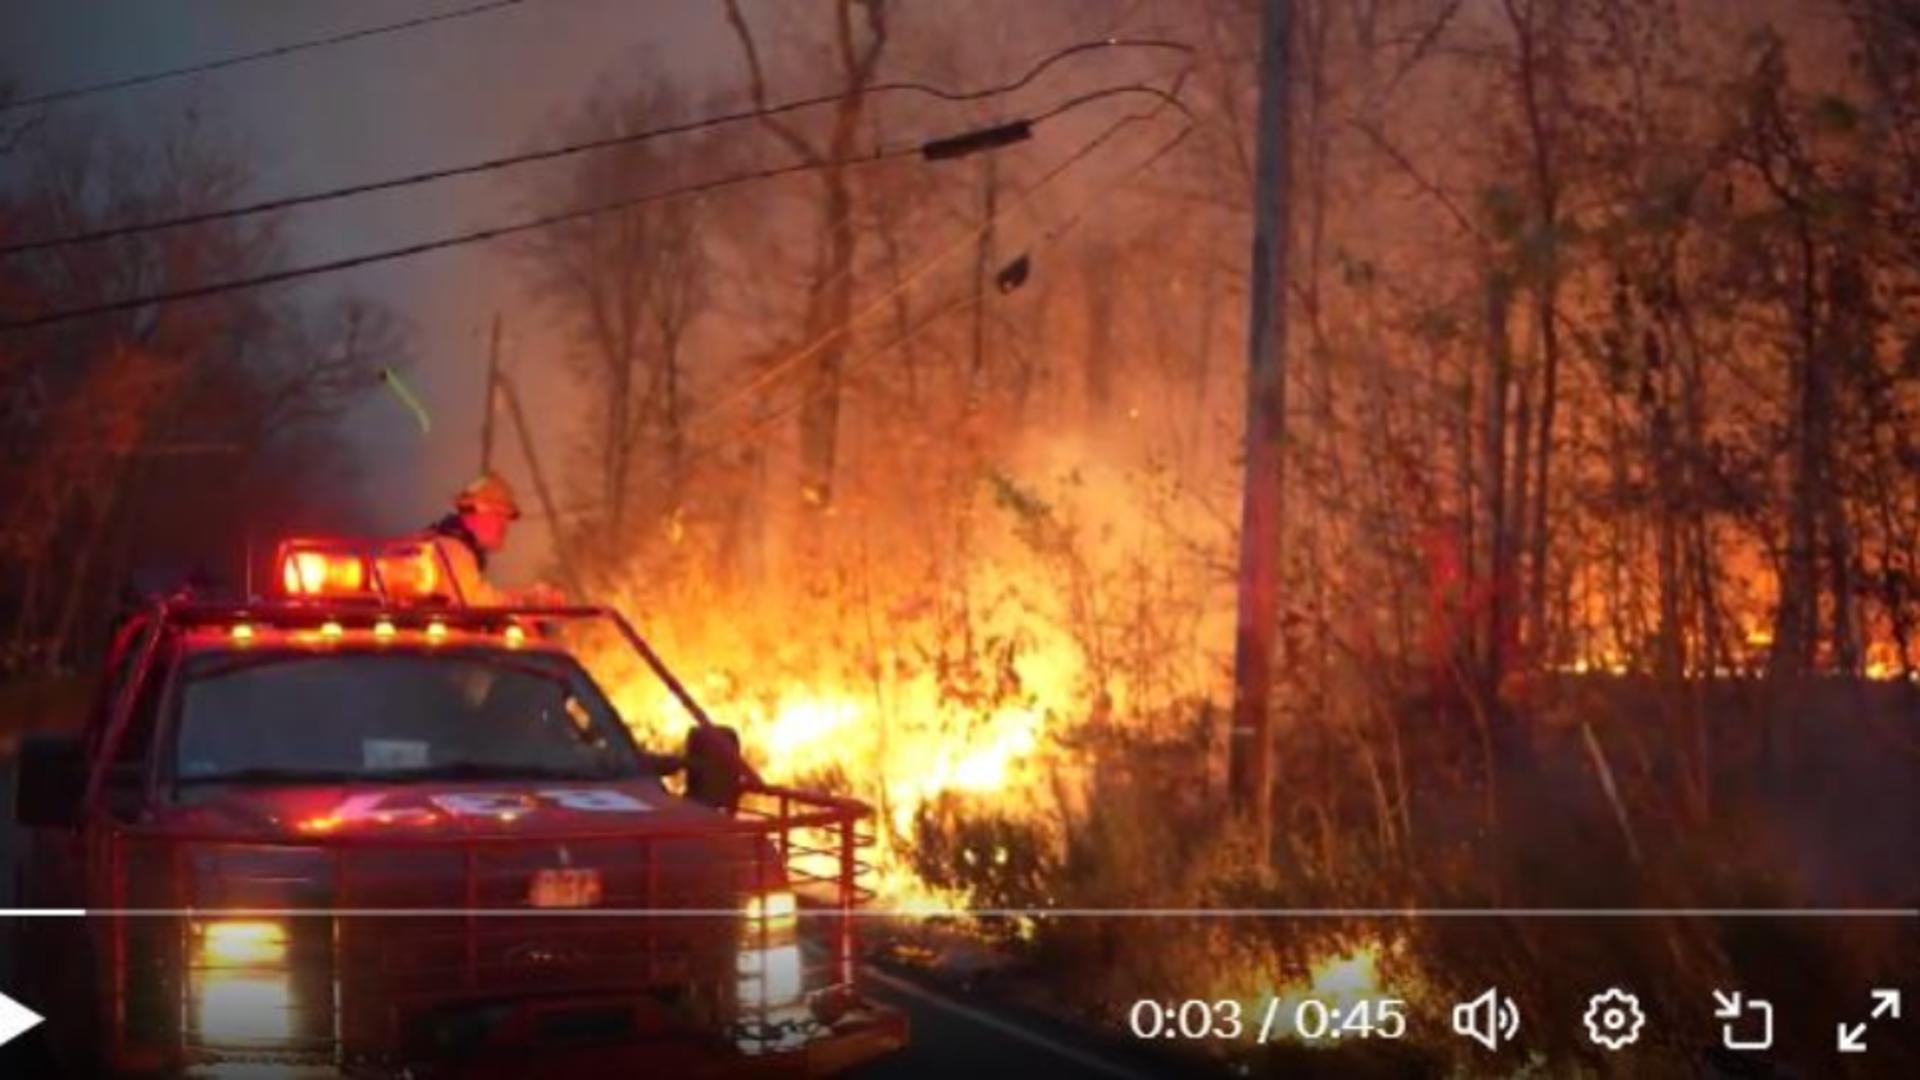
273,539,448,602
281,548,365,597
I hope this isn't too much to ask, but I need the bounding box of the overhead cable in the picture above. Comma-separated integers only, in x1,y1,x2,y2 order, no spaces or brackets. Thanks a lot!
0,83,1183,332
688,90,1191,427
0,38,1192,257
0,0,529,114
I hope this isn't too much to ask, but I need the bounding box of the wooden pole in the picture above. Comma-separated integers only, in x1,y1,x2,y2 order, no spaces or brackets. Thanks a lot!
1228,0,1295,850
480,314,501,474
496,371,583,598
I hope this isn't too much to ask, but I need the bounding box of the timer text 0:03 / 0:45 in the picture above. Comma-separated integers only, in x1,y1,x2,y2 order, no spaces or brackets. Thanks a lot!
1126,998,1412,1043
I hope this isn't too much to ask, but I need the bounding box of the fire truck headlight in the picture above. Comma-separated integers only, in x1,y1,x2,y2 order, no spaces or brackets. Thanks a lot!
737,944,804,1010
738,890,803,1010
188,918,327,1050
195,971,295,1044
744,889,797,932
197,920,287,968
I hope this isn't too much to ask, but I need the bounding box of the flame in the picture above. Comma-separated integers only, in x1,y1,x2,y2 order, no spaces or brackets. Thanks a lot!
1864,641,1904,681
576,449,1230,912
593,616,1090,910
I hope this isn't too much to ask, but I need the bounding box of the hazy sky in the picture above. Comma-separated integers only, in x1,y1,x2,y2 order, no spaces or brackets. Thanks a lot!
0,0,1156,582
0,0,756,579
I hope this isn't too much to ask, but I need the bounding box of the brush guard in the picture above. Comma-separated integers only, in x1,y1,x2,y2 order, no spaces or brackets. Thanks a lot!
90,782,898,1076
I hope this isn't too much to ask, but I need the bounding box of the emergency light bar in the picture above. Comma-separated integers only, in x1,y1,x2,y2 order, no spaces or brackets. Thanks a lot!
281,548,366,596
272,537,460,605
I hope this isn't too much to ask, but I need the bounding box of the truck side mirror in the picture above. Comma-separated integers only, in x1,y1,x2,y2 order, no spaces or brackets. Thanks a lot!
16,733,86,828
683,724,744,813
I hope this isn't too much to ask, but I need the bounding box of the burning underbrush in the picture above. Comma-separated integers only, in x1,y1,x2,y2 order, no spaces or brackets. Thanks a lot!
560,453,1450,1064
580,447,1233,913
562,445,1917,1074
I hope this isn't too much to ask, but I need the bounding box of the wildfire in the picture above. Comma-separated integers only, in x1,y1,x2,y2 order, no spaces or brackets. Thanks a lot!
733,688,1055,911
575,450,1230,913
592,614,1090,911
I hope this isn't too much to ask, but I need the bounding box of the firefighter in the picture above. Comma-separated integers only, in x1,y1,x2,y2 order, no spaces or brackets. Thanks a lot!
424,472,561,606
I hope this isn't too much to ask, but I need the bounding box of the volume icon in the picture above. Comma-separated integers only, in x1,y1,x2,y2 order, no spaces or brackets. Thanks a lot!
1452,988,1521,1050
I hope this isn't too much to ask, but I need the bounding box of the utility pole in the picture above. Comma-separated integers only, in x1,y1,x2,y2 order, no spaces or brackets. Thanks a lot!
1228,0,1294,852
495,370,583,599
971,154,998,382
479,314,502,474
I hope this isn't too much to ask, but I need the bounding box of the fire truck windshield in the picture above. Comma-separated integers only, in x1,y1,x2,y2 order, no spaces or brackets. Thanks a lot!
170,649,648,787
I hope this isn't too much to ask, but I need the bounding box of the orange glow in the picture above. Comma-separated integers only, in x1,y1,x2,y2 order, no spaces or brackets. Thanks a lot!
230,623,254,644
426,620,448,643
319,621,344,640
373,619,396,640
1863,641,1907,681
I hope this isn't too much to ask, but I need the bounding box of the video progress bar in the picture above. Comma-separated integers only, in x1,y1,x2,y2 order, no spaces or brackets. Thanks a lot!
1,908,1915,919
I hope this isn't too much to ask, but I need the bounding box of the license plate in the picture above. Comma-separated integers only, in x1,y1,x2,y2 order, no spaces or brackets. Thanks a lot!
529,868,603,909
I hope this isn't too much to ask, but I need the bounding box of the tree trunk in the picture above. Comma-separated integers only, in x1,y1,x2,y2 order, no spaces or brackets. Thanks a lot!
1771,223,1822,677
799,177,854,509
1482,270,1515,695
1083,248,1115,428
1228,0,1295,851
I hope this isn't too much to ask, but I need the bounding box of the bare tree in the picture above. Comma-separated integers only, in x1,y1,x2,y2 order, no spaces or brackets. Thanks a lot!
723,0,889,513
0,113,402,671
515,78,715,569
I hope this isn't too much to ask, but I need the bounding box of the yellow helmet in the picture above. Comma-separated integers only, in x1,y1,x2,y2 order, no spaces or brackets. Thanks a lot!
454,471,521,520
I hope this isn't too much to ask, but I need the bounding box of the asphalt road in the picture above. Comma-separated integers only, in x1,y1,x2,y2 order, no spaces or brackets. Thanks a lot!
0,751,1201,1079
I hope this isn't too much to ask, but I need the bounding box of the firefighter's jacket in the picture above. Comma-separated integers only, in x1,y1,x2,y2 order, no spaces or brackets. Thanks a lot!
421,515,511,606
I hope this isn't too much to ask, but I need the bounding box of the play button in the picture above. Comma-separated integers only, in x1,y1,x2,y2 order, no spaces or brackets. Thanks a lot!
0,992,42,1048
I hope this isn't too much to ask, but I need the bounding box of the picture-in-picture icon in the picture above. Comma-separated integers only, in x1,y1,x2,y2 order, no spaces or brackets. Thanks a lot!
1712,990,1773,1051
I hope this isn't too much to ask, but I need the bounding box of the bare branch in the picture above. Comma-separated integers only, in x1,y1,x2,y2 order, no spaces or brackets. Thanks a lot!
1350,118,1488,247
1372,0,1468,108
721,0,823,164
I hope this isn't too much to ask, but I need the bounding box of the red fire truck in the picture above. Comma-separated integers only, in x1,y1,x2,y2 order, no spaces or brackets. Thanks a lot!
10,536,906,1077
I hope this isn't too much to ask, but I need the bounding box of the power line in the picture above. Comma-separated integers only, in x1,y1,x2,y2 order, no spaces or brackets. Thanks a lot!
0,149,907,333
672,77,1195,412
0,39,1194,258
1029,75,1193,127
0,0,530,114
487,98,1197,526
0,84,1179,333
698,115,1190,451
553,109,1196,512
1026,120,1194,248
689,91,1191,427
693,293,988,469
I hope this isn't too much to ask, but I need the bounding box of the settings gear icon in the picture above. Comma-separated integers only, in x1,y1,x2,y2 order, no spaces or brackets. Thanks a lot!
1583,988,1647,1050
